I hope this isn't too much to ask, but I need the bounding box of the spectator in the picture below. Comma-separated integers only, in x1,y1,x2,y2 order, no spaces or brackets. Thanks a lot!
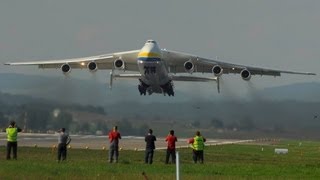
6,121,22,160
108,126,121,163
188,131,206,163
165,130,177,164
57,127,71,162
145,129,156,164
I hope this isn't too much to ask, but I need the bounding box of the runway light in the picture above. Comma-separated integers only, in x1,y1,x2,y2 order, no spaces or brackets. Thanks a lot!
34,144,37,148
119,147,122,151
85,146,89,149
134,148,137,151
102,146,106,150
80,62,85,66
68,145,72,149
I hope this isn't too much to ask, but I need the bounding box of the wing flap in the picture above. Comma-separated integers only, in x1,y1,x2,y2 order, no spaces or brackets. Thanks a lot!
113,74,142,79
171,75,217,82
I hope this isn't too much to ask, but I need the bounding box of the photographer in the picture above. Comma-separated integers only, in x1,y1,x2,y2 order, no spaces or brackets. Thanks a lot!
57,128,71,162
6,121,22,160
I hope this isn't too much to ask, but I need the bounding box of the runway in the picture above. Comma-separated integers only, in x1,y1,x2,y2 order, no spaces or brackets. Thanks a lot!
0,133,254,150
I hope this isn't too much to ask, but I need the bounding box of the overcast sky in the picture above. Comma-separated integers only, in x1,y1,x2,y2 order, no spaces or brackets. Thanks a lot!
0,0,319,98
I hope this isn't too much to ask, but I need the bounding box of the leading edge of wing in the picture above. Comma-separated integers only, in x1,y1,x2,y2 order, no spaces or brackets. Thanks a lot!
4,54,114,66
273,70,316,76
4,50,140,66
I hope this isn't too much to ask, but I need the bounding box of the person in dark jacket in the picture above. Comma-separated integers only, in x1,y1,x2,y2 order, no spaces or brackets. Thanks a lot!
6,121,22,160
57,128,71,162
145,129,157,164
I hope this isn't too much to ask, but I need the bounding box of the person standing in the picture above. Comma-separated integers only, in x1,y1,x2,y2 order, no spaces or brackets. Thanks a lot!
165,130,178,164
108,126,121,163
188,131,206,164
145,129,156,164
6,121,22,160
57,128,71,162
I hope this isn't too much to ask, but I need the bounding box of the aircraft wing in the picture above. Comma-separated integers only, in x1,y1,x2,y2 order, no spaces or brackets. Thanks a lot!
162,50,316,76
4,50,140,71
4,48,315,76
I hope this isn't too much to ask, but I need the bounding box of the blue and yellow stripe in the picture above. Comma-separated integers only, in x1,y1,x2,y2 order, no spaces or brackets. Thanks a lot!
138,51,161,61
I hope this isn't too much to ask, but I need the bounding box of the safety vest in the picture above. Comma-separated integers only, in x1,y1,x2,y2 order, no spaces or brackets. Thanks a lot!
6,127,18,142
192,136,205,151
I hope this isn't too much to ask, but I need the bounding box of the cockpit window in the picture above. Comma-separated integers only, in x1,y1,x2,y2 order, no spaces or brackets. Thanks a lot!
147,40,155,43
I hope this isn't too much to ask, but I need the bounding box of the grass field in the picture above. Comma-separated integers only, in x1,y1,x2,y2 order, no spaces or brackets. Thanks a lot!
1,140,320,179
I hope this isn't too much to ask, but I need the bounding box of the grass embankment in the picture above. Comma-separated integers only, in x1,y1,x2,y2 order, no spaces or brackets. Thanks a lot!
1,140,320,179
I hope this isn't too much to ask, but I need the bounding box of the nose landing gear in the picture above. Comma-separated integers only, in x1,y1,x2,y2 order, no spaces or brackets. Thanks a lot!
138,79,148,95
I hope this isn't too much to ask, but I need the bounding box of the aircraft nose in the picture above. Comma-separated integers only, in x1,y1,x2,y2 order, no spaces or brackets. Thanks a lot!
138,41,161,61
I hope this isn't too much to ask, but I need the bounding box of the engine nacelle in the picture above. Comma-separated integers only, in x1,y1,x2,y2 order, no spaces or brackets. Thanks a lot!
87,61,98,72
212,65,223,77
240,69,251,81
184,61,194,73
114,59,125,70
61,63,71,74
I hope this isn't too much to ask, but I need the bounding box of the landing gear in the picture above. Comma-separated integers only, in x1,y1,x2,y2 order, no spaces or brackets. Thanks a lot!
138,85,146,95
138,79,174,96
138,79,148,96
161,81,174,96
166,85,174,96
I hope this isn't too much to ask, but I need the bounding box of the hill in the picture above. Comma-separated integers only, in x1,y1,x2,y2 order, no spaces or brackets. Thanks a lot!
0,73,319,105
1,73,320,138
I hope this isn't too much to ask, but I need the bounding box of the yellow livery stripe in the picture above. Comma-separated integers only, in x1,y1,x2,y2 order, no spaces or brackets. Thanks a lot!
138,52,161,58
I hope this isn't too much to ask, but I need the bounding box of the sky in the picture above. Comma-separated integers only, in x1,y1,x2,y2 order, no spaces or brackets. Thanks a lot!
0,0,319,98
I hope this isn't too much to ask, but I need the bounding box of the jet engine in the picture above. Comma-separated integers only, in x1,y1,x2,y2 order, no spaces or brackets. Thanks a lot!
61,64,71,74
184,61,194,73
114,59,125,70
240,69,251,80
212,65,223,77
87,61,98,72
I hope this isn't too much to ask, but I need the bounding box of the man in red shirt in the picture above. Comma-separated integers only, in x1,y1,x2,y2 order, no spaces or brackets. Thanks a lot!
108,126,121,163
165,130,178,164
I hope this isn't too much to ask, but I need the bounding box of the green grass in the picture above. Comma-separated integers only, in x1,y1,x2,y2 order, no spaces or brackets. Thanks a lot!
1,140,320,179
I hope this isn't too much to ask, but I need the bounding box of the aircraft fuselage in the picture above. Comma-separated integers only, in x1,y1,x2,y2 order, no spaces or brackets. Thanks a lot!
137,40,173,96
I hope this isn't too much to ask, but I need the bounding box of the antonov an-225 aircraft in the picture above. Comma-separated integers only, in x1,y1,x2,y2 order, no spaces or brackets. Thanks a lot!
5,40,316,96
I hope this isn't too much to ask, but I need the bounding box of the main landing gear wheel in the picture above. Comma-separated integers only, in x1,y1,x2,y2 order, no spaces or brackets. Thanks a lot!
138,85,146,96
